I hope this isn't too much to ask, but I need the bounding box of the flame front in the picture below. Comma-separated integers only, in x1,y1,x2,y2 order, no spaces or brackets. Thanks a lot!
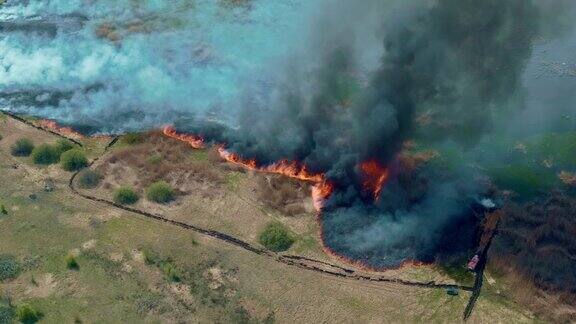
359,160,389,201
218,146,334,211
162,126,204,149
39,119,84,139
162,128,428,272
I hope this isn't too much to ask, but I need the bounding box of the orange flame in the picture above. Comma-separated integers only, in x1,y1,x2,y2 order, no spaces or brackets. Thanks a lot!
38,119,84,139
359,160,389,201
162,126,204,149
217,147,334,211
162,128,428,272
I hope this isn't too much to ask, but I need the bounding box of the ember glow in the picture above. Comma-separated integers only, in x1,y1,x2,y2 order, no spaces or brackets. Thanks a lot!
360,160,389,200
162,126,205,149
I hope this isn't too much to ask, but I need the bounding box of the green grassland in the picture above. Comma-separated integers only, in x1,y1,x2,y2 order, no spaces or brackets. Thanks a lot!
0,116,537,323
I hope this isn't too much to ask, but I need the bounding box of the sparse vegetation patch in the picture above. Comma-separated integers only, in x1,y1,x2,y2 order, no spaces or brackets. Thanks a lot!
77,169,102,188
121,133,144,145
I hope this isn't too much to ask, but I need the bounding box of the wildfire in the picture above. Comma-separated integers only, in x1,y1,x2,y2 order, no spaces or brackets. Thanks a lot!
217,146,334,211
161,127,429,273
359,160,389,200
162,126,204,149
161,126,334,211
39,119,84,139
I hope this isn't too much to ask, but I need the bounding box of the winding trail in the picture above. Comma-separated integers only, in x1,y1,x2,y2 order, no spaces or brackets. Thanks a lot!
4,112,488,312
68,138,472,291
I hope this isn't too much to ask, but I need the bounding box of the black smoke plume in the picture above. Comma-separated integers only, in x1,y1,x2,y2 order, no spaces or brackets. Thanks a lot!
2,0,575,268
204,0,574,267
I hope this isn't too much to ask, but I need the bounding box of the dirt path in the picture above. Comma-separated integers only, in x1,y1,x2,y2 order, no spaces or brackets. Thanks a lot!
4,112,476,303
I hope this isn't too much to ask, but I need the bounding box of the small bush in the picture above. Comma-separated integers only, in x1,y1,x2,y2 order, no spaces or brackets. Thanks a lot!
258,222,295,252
65,254,79,270
77,170,102,189
60,149,88,171
0,304,14,324
31,144,60,165
159,261,180,282
15,303,41,323
0,204,7,215
55,139,74,154
114,187,139,205
141,248,159,265
146,181,174,204
10,138,34,157
0,254,20,281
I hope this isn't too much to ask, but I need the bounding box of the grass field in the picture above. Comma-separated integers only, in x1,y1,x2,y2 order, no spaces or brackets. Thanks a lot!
0,114,536,323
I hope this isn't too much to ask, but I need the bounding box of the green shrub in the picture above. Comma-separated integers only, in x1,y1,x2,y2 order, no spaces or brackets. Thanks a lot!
15,303,40,323
0,303,14,324
65,254,79,270
141,248,159,265
258,222,295,252
0,205,7,215
0,255,20,281
31,144,60,165
121,133,144,145
60,149,88,171
159,261,180,282
146,181,174,204
55,139,74,154
114,187,139,205
10,138,34,157
77,170,102,189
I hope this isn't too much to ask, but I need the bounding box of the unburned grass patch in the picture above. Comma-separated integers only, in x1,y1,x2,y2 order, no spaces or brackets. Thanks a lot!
141,248,180,282
256,175,307,215
438,263,474,285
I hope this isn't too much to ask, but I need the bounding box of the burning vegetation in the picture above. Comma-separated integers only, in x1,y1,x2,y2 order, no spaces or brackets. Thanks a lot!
3,2,576,319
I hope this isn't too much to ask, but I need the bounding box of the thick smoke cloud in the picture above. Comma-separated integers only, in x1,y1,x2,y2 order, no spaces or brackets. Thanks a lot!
0,0,314,133
2,0,575,267
218,0,575,267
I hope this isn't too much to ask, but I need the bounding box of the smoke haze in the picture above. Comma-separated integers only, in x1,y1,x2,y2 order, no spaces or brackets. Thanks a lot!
2,0,575,267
